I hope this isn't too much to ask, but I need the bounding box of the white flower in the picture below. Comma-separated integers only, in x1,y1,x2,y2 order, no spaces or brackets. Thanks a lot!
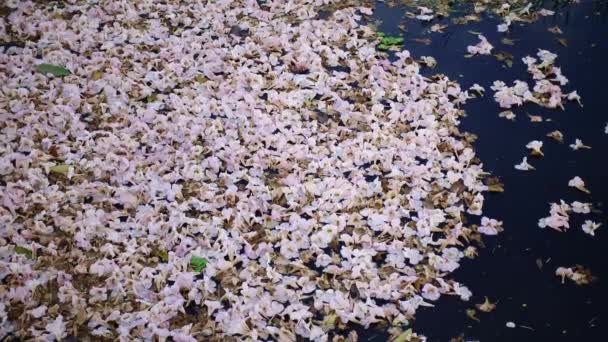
497,19,511,32
538,200,571,231
469,83,485,94
571,201,591,214
567,91,582,106
605,122,608,134
526,140,544,156
421,283,440,301
569,139,591,150
28,305,47,318
568,176,590,194
467,35,493,55
555,267,573,283
452,282,472,301
359,7,373,15
478,217,503,235
538,9,555,16
498,110,516,120
45,315,66,340
582,220,601,236
514,157,535,171
420,56,437,68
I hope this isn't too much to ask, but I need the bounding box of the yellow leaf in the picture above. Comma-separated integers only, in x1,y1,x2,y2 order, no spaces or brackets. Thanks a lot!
487,184,504,193
49,164,70,176
466,308,480,322
92,70,104,80
393,329,413,342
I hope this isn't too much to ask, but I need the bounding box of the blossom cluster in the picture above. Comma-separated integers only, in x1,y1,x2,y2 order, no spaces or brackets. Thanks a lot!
492,49,580,110
0,0,496,340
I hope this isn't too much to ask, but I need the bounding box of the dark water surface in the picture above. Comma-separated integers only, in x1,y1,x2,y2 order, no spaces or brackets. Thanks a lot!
360,1,608,341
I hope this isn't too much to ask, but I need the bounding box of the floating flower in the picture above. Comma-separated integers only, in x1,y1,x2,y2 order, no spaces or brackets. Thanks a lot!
556,266,593,285
568,176,590,194
569,139,591,150
582,220,602,236
526,140,544,156
547,130,564,143
467,35,494,55
571,201,591,214
538,200,571,231
514,157,535,171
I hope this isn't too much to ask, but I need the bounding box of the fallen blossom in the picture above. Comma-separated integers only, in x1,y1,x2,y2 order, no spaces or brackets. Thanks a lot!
547,130,564,142
538,200,571,231
556,266,593,285
499,110,516,120
514,157,535,171
582,220,602,236
571,201,591,214
526,140,544,156
467,35,494,55
569,139,591,150
568,176,591,194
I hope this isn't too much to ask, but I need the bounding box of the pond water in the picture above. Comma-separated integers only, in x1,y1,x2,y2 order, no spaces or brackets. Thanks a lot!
358,1,608,340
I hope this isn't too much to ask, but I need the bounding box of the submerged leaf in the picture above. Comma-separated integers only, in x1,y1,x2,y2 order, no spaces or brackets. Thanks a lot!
501,38,515,46
36,63,71,77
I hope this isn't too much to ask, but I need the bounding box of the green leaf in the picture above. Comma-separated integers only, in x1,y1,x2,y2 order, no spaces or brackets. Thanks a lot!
381,36,404,45
15,246,33,258
322,313,338,330
36,63,71,77
377,44,390,51
158,250,169,263
190,256,208,272
393,328,413,342
49,164,70,176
